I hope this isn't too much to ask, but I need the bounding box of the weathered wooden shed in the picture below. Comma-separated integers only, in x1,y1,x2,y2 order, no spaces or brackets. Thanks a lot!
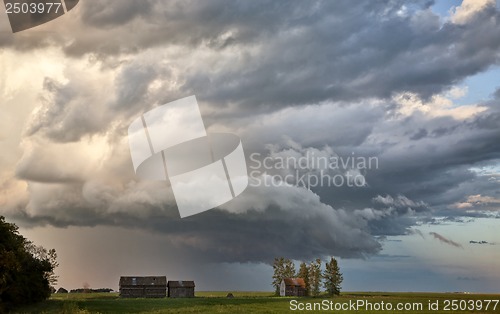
119,276,167,298
167,281,195,298
280,278,306,297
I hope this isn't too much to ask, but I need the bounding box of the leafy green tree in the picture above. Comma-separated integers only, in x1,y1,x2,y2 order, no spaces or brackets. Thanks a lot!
309,258,322,297
323,257,343,296
0,216,58,312
283,259,296,278
297,262,310,296
272,257,296,295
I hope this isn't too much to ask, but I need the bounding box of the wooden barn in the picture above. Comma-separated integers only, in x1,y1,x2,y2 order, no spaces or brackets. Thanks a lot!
280,278,306,297
119,276,167,298
167,281,195,298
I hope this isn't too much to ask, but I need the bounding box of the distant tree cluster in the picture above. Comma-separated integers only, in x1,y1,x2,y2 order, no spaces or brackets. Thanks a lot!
272,257,343,297
69,288,113,293
0,216,58,312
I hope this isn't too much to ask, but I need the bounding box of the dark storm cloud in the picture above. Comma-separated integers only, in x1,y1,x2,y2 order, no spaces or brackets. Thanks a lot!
158,0,500,110
350,96,500,215
9,182,382,262
244,94,500,224
16,1,500,144
3,0,500,265
358,194,430,236
81,0,156,27
2,0,500,111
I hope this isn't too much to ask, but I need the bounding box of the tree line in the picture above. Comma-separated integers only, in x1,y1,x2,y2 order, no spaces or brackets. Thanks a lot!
272,257,343,297
61,288,113,293
0,216,58,312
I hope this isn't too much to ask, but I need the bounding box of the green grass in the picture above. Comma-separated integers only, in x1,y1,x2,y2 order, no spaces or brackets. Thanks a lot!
14,292,500,313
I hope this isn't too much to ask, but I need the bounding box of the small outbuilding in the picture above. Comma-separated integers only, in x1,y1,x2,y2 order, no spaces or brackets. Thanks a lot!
167,281,195,298
119,276,167,298
280,278,306,297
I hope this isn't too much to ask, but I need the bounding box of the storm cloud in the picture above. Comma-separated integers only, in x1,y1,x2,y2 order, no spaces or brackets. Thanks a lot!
1,0,500,270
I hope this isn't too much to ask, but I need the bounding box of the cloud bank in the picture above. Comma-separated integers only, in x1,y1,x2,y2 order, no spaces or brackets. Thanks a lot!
0,0,499,265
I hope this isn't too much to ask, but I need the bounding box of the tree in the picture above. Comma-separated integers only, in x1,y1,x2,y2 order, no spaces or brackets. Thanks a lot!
26,242,59,287
323,257,343,296
297,262,310,296
272,257,296,295
0,216,58,312
309,258,322,297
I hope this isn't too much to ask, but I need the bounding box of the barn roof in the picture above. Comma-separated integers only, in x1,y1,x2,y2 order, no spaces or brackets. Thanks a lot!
282,278,306,287
119,276,167,286
167,280,195,288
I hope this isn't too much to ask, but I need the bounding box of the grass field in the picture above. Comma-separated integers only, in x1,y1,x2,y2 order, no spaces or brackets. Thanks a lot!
15,291,500,313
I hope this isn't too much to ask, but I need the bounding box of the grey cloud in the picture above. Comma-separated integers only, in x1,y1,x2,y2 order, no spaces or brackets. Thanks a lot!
81,0,156,27
9,180,382,262
233,91,500,230
2,1,499,111
372,194,427,211
3,0,500,267
345,195,430,236
409,128,428,140
17,1,500,148
24,60,167,143
113,63,158,110
372,254,411,260
26,78,109,142
494,87,500,99
9,124,384,263
17,82,500,253
355,100,500,215
457,276,479,281
180,2,500,109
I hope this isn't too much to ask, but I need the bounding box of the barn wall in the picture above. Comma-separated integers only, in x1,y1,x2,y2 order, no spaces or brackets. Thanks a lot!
119,286,166,298
283,285,306,297
168,287,195,298
120,287,144,298
119,276,167,298
144,287,167,298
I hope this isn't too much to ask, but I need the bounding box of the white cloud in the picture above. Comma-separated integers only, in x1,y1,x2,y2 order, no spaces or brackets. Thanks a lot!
466,194,500,204
453,194,500,209
392,88,487,120
450,0,495,24
447,86,468,99
453,202,473,209
373,194,427,209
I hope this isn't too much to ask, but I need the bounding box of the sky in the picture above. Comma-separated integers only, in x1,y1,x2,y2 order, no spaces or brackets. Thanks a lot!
1,0,500,292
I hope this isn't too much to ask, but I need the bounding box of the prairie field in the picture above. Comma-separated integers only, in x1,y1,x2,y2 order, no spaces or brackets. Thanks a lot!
15,291,500,313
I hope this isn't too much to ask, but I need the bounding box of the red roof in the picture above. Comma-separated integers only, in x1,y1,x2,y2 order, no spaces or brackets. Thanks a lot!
283,278,306,287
